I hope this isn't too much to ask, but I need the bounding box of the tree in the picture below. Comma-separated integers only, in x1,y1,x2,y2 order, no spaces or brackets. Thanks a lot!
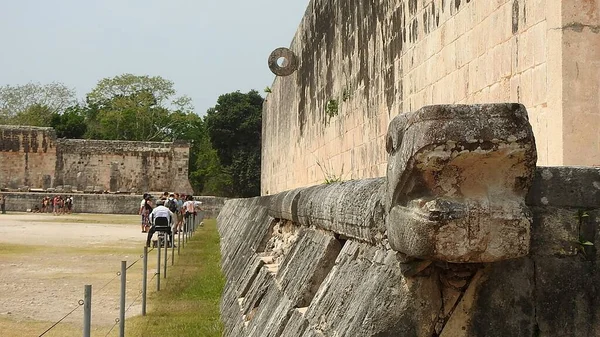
7,103,54,126
0,82,77,120
50,105,87,138
84,74,194,141
205,90,263,197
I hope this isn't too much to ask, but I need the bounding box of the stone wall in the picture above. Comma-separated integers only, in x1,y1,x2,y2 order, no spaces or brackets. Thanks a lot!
218,166,600,337
262,0,600,195
1,192,226,218
0,125,193,194
0,126,57,189
55,139,192,193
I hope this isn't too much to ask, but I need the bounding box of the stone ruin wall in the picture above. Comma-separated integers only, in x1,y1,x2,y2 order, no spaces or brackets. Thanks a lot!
262,0,600,195
0,126,57,189
0,125,193,194
55,139,192,194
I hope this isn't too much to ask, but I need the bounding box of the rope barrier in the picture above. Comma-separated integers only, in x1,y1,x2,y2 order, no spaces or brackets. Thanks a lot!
38,300,83,336
104,317,120,337
38,222,194,337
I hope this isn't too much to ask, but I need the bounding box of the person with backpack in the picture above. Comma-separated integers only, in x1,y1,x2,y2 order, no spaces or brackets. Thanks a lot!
146,199,175,248
165,194,179,233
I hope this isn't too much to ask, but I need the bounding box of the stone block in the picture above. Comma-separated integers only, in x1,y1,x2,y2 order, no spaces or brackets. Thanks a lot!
276,229,342,307
385,104,537,262
440,258,536,337
530,207,581,256
304,241,441,336
526,166,600,208
294,178,386,243
534,257,600,336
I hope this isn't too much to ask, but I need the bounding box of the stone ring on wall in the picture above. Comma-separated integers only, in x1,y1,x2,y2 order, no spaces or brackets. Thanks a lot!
268,47,298,76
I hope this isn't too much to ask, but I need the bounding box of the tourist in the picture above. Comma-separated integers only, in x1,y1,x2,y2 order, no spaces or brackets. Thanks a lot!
65,196,73,214
165,193,180,234
52,195,60,215
0,193,5,214
145,199,175,248
175,193,184,233
139,193,153,233
182,195,197,232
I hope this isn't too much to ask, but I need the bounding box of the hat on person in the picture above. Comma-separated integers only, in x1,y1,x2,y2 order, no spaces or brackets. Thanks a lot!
156,199,165,206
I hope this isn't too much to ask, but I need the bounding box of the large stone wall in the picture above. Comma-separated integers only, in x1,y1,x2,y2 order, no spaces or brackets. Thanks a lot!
0,125,193,194
0,126,57,189
224,104,599,336
55,139,192,193
262,0,600,195
218,166,600,337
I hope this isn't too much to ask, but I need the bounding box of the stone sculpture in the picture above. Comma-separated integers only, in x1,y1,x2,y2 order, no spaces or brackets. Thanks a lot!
268,47,299,76
384,104,537,263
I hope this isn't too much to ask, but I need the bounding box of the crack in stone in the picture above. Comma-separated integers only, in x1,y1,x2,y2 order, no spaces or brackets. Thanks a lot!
559,22,600,33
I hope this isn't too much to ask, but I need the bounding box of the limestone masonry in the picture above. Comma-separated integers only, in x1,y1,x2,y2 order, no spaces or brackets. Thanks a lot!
220,104,600,336
0,125,193,194
262,0,600,195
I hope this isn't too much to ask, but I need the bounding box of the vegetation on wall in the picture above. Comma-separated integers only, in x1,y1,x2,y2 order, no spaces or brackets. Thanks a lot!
0,75,263,198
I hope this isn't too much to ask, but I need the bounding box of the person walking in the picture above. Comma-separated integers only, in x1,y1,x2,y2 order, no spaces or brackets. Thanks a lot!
0,193,5,214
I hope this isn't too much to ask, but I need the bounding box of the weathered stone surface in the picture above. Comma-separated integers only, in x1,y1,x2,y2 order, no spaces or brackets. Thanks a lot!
292,178,385,243
219,162,600,336
304,241,441,336
440,258,536,337
534,257,600,337
276,229,341,307
385,104,537,263
0,125,193,193
527,166,600,208
530,207,581,256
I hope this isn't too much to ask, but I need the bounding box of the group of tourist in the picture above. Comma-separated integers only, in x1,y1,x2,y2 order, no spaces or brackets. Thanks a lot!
31,195,74,215
140,192,202,248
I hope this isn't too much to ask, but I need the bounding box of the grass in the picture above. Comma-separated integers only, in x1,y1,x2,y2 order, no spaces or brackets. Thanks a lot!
124,219,225,337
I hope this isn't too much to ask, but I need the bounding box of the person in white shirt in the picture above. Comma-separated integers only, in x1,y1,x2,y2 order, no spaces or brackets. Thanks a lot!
146,199,175,247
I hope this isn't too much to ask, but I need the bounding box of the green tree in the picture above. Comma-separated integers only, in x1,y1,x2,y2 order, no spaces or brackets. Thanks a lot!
49,105,87,138
204,90,263,197
189,119,232,196
8,103,54,126
84,74,193,141
0,82,76,122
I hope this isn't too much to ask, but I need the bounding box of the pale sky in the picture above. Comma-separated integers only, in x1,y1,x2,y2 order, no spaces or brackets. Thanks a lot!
0,0,308,115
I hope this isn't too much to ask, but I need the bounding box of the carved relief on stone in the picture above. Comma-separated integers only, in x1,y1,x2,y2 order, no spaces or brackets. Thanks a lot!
384,104,537,263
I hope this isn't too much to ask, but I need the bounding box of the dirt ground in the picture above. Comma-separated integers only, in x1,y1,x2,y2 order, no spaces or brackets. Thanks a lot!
0,212,160,334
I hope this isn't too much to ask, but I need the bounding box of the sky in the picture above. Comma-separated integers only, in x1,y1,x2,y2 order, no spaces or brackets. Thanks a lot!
0,0,308,115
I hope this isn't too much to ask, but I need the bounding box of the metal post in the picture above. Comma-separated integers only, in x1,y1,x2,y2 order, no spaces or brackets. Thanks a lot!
163,232,168,279
157,237,161,291
192,213,196,233
83,285,92,337
119,261,126,337
178,226,181,255
171,231,175,266
142,246,148,316
183,217,187,246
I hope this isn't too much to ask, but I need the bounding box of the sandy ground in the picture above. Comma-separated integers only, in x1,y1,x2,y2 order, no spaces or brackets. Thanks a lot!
0,212,160,332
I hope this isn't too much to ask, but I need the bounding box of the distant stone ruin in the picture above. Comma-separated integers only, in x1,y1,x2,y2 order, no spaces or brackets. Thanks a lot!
0,125,192,194
218,104,600,336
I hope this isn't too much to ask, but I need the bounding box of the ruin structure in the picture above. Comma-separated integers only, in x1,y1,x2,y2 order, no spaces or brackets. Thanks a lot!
262,0,600,195
219,104,600,336
0,125,193,193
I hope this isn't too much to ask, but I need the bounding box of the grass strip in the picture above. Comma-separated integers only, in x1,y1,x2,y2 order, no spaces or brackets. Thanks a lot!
124,219,225,337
